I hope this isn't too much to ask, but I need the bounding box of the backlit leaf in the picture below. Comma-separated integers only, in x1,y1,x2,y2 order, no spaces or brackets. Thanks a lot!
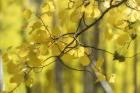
23,9,32,19
95,57,104,71
10,73,24,84
25,77,34,87
96,72,106,82
79,55,90,66
2,52,10,63
109,74,116,83
115,33,129,46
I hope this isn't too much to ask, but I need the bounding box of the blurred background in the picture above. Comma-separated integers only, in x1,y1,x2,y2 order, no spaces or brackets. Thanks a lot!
0,0,140,93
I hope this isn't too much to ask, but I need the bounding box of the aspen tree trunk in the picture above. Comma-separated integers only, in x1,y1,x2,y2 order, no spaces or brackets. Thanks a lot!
134,39,138,93
0,0,2,89
83,70,94,93
92,22,100,93
0,51,4,91
25,1,43,93
55,61,64,93
52,0,64,93
123,62,127,93
92,23,113,93
0,0,3,90
95,2,113,93
79,21,94,93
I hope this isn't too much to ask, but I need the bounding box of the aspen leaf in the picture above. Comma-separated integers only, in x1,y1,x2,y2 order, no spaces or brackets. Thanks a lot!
32,21,42,31
65,22,76,33
68,1,74,9
79,55,90,66
93,7,101,18
33,68,43,73
10,73,24,84
0,91,8,93
16,44,30,57
25,77,34,87
42,3,50,13
85,5,93,18
136,0,140,5
96,72,106,82
131,33,137,40
41,1,54,15
115,20,128,30
59,10,69,26
95,57,104,71
28,51,42,67
104,30,113,40
113,51,125,62
61,54,76,63
52,26,61,36
23,9,32,19
39,44,49,55
7,61,18,74
129,11,140,22
84,5,100,19
109,74,116,83
51,44,61,56
70,7,83,23
31,29,49,43
62,36,75,47
116,33,129,46
2,52,10,63
69,46,85,57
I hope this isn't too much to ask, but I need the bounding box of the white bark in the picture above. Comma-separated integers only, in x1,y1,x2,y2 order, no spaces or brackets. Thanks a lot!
0,52,3,91
92,60,113,93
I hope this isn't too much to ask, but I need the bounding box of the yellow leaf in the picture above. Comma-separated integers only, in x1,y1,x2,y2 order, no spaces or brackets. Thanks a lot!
85,5,93,18
70,6,83,23
52,26,61,36
68,46,85,57
28,51,42,67
39,44,49,55
23,9,32,19
30,29,49,43
62,36,75,47
51,44,62,56
41,1,55,14
93,7,101,18
59,10,70,26
42,3,50,13
129,11,140,22
104,30,113,40
115,20,128,30
32,21,42,31
136,0,140,5
25,77,34,87
95,57,104,71
2,52,10,63
116,33,129,46
0,91,8,93
96,72,106,82
7,61,17,74
61,54,75,63
68,1,74,9
85,5,100,19
109,74,116,83
10,73,24,84
79,55,90,66
16,43,30,57
65,21,76,33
